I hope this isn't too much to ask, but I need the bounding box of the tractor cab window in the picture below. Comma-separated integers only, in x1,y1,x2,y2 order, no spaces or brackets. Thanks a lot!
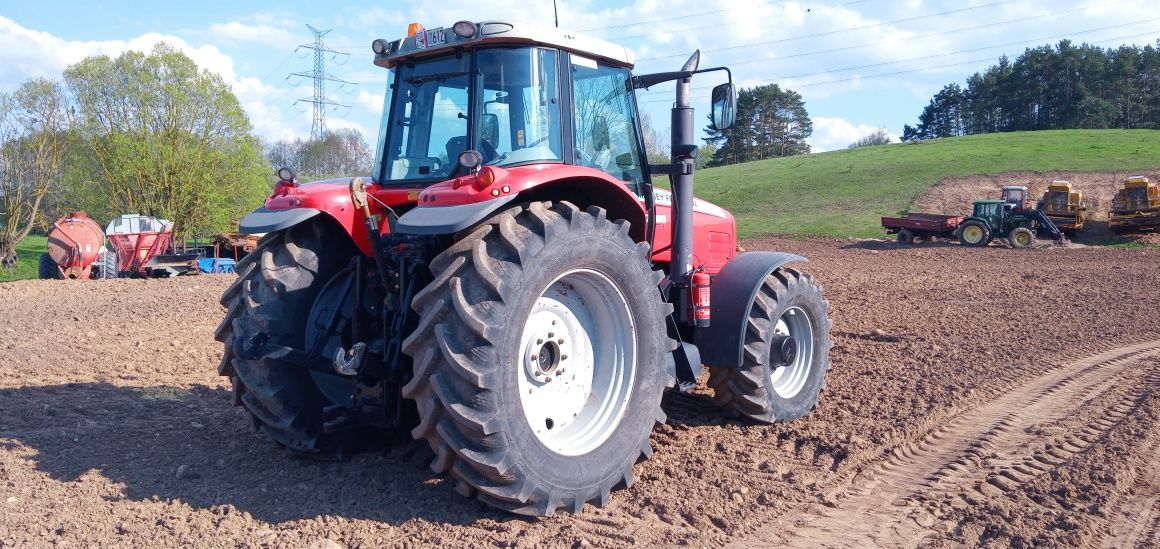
374,47,563,184
1125,186,1149,205
570,55,646,195
975,202,1000,219
376,54,470,182
476,48,562,167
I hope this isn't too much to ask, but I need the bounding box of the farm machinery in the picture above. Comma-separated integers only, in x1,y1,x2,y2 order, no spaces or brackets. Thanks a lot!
1036,180,1087,234
881,213,963,243
1109,176,1160,233
884,185,1063,248
216,20,832,516
958,186,1063,248
104,214,200,278
38,211,106,279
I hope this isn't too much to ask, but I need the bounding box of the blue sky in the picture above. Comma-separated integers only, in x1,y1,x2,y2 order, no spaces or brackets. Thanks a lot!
2,0,1159,152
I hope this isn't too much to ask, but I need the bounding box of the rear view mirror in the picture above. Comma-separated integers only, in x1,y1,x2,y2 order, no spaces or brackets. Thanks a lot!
481,113,499,144
711,83,736,130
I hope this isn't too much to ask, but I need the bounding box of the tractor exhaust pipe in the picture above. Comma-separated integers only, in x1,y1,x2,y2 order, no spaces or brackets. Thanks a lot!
670,50,701,326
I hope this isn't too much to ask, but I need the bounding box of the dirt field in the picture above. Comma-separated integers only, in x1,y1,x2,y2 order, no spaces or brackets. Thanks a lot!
2,238,1159,548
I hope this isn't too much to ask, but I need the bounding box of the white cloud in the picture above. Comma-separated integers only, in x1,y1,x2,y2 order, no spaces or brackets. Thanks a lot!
208,22,299,48
808,117,898,153
0,16,307,143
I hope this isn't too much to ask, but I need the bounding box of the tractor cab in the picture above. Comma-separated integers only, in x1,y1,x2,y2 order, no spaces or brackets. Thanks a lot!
971,199,1005,228
1001,185,1030,211
369,21,650,196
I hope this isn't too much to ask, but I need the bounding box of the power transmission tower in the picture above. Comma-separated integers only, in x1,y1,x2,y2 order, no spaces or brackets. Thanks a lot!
291,25,352,141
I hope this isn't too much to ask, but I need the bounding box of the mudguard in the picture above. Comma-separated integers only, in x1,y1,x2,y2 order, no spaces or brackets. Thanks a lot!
395,195,517,235
695,251,807,369
239,207,322,234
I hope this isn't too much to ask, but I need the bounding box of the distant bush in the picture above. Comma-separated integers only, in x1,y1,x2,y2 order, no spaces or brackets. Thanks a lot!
848,128,893,148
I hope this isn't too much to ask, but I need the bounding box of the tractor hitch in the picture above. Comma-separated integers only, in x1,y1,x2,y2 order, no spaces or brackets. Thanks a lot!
235,333,337,375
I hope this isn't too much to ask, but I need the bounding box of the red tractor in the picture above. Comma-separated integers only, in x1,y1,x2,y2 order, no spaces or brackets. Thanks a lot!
217,20,832,516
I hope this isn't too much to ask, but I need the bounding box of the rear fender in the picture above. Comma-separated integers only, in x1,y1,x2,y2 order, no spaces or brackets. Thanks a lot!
694,251,807,369
240,178,379,256
397,165,646,241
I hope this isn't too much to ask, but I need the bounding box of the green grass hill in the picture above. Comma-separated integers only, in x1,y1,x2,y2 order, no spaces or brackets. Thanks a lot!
695,129,1160,238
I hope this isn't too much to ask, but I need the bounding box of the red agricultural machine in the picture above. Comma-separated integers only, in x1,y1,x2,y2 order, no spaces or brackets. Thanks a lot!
104,214,200,278
217,20,832,516
39,211,106,279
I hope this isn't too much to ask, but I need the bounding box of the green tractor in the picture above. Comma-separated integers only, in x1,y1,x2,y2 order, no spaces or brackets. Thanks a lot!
958,186,1063,248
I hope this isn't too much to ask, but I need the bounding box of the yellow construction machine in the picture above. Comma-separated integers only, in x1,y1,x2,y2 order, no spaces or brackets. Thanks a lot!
1109,176,1160,233
1036,180,1087,234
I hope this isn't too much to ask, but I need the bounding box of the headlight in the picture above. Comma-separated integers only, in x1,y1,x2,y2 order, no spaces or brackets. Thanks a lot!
458,150,483,171
452,21,477,39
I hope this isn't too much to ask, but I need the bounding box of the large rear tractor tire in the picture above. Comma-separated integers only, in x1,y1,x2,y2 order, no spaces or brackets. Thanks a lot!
707,269,831,422
1008,227,1034,249
401,201,675,516
38,253,61,280
958,221,990,247
214,222,359,457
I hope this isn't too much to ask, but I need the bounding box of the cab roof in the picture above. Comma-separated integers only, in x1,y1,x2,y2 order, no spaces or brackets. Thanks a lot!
372,20,635,70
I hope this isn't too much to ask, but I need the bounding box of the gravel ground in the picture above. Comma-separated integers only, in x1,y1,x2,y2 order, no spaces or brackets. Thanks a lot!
1,238,1158,548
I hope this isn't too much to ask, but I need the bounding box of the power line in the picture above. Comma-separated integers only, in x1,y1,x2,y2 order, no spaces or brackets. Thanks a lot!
578,1,787,33
291,24,353,141
639,0,1130,63
636,11,1160,97
615,0,1018,45
635,27,1160,105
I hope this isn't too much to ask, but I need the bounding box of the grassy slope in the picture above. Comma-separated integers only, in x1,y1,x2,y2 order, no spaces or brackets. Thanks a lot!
695,129,1160,238
0,236,48,283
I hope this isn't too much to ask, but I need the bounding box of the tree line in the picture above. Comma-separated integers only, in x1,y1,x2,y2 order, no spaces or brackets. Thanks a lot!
903,40,1160,140
0,44,371,269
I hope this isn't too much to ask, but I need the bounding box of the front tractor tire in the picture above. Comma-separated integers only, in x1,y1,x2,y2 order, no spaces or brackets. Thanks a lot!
214,222,358,456
958,221,990,247
1008,227,1034,249
708,269,832,423
401,201,675,516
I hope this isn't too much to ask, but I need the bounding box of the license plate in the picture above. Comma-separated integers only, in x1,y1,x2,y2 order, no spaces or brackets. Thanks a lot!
417,27,446,49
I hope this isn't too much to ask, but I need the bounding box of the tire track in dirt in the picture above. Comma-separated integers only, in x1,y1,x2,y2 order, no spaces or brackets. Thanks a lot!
730,340,1160,549
1103,433,1160,548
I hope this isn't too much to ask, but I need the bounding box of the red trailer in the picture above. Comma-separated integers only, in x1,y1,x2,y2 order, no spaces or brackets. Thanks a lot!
104,214,200,278
881,213,964,244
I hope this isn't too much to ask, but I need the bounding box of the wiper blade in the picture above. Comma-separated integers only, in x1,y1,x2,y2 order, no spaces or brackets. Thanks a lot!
404,71,468,85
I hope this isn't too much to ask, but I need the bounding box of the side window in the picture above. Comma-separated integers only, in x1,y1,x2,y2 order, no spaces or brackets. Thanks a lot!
570,56,645,193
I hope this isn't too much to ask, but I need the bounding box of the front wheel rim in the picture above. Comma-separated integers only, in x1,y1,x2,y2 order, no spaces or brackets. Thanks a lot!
1016,232,1031,245
768,306,816,398
516,268,636,457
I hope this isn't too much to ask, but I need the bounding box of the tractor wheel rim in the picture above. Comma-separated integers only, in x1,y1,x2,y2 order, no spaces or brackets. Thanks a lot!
768,306,815,399
517,268,636,456
963,226,983,243
1017,232,1031,245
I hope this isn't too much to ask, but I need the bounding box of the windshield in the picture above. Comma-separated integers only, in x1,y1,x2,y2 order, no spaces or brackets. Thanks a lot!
373,47,563,184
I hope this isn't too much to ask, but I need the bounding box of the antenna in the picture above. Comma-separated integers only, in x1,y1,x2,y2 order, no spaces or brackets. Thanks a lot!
291,25,353,141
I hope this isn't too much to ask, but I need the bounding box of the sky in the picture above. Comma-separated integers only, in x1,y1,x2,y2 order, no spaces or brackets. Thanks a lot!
2,0,1159,153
